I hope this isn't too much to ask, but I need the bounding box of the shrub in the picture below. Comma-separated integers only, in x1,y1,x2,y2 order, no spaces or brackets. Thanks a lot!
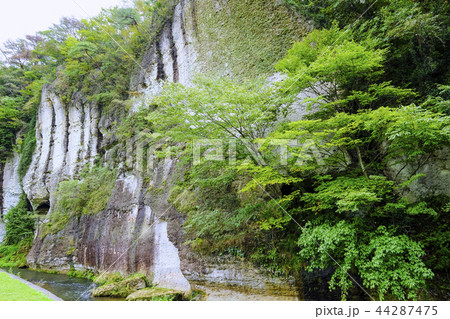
42,166,117,236
4,195,35,245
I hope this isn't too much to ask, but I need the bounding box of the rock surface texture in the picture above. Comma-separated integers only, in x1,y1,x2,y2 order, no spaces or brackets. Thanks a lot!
2,152,22,216
1,151,23,243
22,87,99,210
0,220,5,243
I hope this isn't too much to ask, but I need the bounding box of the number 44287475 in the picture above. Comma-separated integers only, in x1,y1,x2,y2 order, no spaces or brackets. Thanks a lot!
376,306,437,316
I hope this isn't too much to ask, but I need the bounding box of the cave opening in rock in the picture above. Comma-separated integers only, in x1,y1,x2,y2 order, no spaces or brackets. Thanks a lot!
35,202,50,215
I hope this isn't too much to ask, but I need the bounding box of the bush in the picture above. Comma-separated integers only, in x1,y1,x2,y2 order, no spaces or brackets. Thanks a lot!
0,237,34,268
42,166,117,236
4,195,35,245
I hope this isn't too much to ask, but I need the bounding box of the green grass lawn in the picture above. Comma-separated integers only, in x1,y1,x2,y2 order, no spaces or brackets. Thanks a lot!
0,272,52,301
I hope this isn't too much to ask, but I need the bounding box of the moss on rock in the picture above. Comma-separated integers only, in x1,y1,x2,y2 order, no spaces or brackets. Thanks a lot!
195,0,310,78
126,287,184,301
92,274,149,298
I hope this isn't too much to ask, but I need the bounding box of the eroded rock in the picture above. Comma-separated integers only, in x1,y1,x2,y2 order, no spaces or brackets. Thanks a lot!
2,151,22,216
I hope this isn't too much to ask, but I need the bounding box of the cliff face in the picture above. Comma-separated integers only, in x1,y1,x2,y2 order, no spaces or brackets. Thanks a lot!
131,0,309,107
0,0,308,299
22,87,100,210
131,0,199,108
0,151,22,243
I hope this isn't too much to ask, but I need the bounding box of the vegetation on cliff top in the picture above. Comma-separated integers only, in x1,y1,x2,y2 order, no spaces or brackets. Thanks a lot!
0,0,165,164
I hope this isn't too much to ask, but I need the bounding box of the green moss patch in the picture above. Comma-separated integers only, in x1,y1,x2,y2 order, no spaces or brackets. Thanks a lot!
195,0,309,77
126,287,184,301
0,238,33,268
92,273,149,298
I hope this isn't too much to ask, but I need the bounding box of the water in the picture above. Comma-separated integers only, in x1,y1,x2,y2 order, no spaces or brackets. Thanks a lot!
1,267,123,301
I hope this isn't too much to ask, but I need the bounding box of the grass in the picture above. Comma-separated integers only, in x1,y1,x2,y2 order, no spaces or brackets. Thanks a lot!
0,272,52,301
0,238,33,268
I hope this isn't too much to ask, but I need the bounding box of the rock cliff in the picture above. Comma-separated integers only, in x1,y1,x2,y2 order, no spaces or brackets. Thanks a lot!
22,87,99,210
0,151,22,243
1,0,308,299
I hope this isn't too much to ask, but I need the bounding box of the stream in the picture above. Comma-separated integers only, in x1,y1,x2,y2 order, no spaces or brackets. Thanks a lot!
1,267,123,301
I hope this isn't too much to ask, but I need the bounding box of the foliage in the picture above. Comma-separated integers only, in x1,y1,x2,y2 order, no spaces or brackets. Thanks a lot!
67,269,97,281
285,0,450,98
160,11,450,299
276,26,414,116
42,166,116,236
422,85,450,114
0,237,34,268
0,196,34,268
298,222,433,300
4,195,35,245
284,0,385,29
237,107,447,299
152,76,291,141
0,96,21,163
174,161,255,252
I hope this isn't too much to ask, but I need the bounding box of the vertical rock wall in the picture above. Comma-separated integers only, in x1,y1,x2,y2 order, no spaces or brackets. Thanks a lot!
22,86,99,209
1,151,22,243
0,222,4,244
2,151,22,216
131,0,199,111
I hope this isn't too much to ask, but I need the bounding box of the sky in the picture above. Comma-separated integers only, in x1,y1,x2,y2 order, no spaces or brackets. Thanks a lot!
0,0,126,45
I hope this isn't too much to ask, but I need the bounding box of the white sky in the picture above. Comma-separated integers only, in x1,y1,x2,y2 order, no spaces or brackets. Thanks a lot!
0,0,127,45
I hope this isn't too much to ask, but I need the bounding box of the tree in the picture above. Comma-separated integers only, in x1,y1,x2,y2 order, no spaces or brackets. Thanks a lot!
2,39,33,69
4,195,34,245
298,221,434,300
285,0,450,99
0,96,21,163
275,26,414,116
151,76,291,141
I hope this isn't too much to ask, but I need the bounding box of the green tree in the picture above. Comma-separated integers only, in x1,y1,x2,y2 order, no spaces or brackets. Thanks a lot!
276,26,414,116
0,96,21,163
152,76,291,140
4,195,35,245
